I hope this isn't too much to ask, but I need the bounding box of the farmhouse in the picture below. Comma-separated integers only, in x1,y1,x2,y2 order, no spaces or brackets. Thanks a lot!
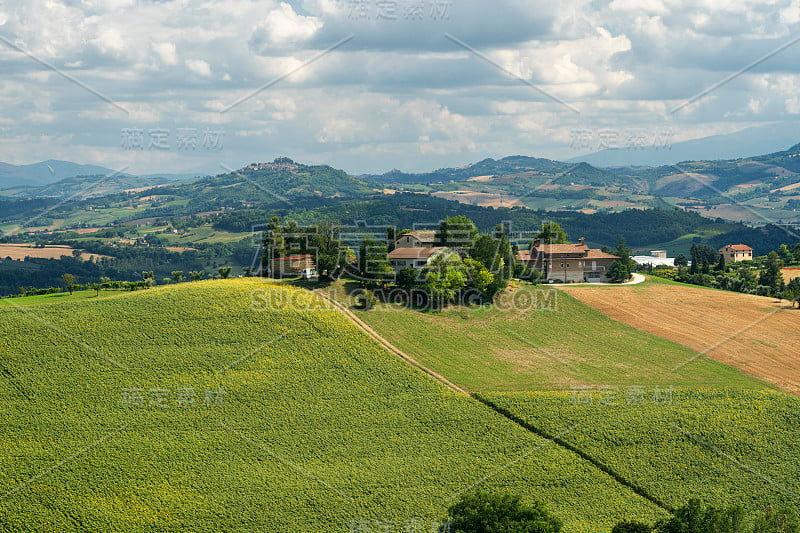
387,230,455,271
393,230,437,248
516,237,619,283
387,246,453,271
719,244,753,264
268,254,315,277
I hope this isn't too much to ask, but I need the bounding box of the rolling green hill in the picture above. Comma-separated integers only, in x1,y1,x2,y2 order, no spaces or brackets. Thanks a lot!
363,155,626,187
0,279,669,532
321,279,800,524
324,281,766,392
482,389,800,517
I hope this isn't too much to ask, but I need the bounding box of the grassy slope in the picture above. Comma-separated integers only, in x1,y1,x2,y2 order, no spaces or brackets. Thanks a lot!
483,389,800,517
322,278,800,523
0,280,666,532
324,281,766,392
560,277,800,394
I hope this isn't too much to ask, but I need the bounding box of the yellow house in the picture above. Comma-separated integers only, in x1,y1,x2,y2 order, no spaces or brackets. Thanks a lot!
718,244,753,264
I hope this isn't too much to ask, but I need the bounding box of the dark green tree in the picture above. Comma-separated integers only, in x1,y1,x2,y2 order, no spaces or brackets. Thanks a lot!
447,491,562,533
759,251,784,295
61,273,77,295
358,237,392,287
142,270,155,287
674,254,688,267
469,234,499,271
608,238,635,282
308,222,346,280
655,499,745,533
441,215,478,248
386,226,397,252
715,253,726,272
218,266,232,279
395,267,419,294
609,259,631,282
462,257,494,299
535,222,568,244
437,218,450,246
611,520,652,533
786,277,800,308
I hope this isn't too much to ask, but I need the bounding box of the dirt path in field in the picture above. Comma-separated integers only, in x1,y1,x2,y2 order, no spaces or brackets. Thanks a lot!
560,281,800,394
313,289,469,395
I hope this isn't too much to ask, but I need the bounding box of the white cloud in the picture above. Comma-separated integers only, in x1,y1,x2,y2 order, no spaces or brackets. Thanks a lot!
91,27,126,56
152,42,178,66
259,3,322,46
0,0,798,173
185,59,212,76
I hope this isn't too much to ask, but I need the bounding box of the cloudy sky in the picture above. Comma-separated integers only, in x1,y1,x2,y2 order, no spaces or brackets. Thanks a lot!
1,0,799,175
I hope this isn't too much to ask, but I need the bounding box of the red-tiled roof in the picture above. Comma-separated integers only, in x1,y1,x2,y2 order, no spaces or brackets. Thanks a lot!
516,247,618,261
398,230,437,241
275,254,313,260
727,244,753,251
585,249,619,259
388,246,443,259
538,243,589,254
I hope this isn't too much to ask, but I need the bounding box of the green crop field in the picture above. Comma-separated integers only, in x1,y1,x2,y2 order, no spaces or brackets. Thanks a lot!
319,279,800,526
0,279,669,532
323,281,767,392
482,389,800,518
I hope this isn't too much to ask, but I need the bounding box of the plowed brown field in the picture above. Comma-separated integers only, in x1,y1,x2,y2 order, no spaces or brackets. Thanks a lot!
560,280,800,394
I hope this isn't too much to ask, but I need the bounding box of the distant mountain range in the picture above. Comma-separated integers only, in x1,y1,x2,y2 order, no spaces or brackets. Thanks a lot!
361,156,627,187
0,160,118,188
0,159,210,190
568,122,800,167
5,134,800,208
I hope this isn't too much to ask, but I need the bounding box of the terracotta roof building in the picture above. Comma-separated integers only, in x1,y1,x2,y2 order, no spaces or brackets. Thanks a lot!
387,246,451,271
719,244,753,264
516,237,619,283
266,254,315,277
394,230,437,248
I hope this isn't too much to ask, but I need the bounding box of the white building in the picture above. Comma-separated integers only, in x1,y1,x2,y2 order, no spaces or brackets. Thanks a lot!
631,250,678,268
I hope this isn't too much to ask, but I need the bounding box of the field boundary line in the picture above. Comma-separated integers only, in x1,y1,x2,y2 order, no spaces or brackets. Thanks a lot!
313,289,469,395
472,393,675,514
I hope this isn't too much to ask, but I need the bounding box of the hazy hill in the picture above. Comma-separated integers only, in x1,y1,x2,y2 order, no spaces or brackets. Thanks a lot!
172,158,378,205
0,160,116,188
568,122,800,167
0,174,178,199
362,155,622,186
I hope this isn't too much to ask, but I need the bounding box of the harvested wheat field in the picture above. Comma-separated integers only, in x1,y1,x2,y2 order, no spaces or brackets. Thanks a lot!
560,279,800,394
0,244,108,262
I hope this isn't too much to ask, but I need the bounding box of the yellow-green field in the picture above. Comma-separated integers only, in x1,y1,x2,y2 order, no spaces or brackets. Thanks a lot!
0,280,668,532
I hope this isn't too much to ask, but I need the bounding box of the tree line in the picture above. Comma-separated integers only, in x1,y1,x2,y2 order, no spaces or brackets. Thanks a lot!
442,491,798,532
649,242,800,305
